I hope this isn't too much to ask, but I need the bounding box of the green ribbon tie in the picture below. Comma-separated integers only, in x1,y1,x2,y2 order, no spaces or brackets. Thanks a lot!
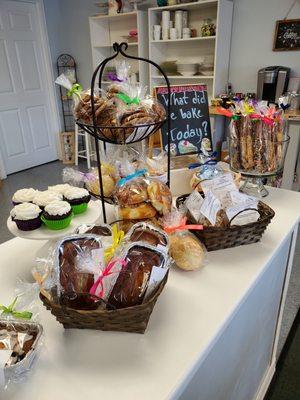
0,297,32,320
67,83,83,99
116,92,140,105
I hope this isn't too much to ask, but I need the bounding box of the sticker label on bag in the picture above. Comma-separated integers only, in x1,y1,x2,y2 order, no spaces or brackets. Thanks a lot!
184,190,204,222
199,190,221,225
200,173,237,208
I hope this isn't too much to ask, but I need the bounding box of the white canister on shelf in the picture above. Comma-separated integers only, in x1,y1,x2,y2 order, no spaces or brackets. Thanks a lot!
182,11,188,28
162,11,170,40
175,10,183,39
170,28,177,40
153,25,161,41
183,27,191,39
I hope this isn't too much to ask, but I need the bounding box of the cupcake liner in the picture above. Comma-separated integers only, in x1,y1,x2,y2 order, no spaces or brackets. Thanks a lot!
41,213,73,230
13,216,42,231
71,202,88,215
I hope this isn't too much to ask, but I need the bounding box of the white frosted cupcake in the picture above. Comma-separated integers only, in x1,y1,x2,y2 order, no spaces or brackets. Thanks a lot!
48,184,72,195
41,201,73,230
33,190,62,209
10,203,42,231
63,187,91,215
12,188,38,205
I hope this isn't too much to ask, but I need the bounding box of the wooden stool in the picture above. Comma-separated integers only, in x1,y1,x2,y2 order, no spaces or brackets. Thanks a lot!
75,124,95,169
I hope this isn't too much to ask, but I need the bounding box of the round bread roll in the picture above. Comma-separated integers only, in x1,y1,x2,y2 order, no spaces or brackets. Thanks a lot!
119,203,157,220
86,174,115,197
147,180,172,215
169,233,205,271
115,180,148,206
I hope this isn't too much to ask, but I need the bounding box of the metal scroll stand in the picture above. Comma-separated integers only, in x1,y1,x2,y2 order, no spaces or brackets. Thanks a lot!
76,42,171,223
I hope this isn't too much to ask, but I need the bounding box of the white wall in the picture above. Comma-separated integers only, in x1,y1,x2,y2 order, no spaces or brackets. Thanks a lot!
44,0,97,89
229,0,300,93
43,0,300,96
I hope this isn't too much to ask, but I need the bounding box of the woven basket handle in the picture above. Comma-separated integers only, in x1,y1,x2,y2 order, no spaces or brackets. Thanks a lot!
229,207,260,225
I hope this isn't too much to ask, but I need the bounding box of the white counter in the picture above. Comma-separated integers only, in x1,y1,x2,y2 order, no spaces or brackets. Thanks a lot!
0,187,299,400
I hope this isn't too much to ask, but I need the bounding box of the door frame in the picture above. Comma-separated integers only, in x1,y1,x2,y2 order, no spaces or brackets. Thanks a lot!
0,0,61,179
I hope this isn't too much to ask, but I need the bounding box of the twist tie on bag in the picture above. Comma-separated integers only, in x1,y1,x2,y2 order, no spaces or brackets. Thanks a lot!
89,259,127,299
0,297,32,320
116,92,140,106
67,83,83,99
249,113,262,120
107,72,125,83
117,169,147,187
216,107,233,117
164,217,203,234
104,224,124,262
244,103,255,114
262,117,274,126
232,115,241,121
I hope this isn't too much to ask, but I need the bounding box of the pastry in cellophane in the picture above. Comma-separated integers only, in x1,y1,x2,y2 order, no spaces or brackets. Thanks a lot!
163,209,206,271
115,170,172,227
125,222,169,248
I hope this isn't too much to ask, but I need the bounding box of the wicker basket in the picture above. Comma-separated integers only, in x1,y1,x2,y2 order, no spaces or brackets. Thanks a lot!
40,273,168,334
176,195,275,251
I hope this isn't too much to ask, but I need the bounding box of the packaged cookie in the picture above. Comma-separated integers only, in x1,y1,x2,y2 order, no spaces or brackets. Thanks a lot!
106,60,131,100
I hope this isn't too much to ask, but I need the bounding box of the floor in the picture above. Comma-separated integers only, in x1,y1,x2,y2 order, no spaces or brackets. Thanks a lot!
0,160,299,398
265,310,300,400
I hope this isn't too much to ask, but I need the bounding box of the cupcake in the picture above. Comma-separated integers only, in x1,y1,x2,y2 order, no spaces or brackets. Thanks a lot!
33,190,62,210
41,201,73,230
63,187,91,215
10,203,42,231
48,184,72,195
12,188,38,205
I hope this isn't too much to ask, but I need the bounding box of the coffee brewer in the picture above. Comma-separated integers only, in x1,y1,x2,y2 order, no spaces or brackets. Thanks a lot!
257,66,290,104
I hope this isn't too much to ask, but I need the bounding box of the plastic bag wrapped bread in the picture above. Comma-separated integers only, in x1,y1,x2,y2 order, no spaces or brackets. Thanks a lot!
90,243,169,309
115,169,172,224
163,209,206,271
54,235,106,310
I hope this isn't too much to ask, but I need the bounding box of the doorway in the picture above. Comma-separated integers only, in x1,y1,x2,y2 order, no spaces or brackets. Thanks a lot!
0,0,59,176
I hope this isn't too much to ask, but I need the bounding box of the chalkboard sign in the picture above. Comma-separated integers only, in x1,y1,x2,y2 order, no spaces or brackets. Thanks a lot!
273,19,300,51
155,84,212,156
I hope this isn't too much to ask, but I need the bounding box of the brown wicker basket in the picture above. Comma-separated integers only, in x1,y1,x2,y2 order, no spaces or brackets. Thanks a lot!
176,195,275,251
40,273,168,334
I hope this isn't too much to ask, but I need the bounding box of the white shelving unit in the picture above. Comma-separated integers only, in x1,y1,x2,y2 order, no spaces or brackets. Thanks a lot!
148,0,233,99
89,11,149,88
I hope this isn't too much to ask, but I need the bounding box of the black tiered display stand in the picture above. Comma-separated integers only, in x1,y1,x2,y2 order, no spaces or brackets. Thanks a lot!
76,42,171,223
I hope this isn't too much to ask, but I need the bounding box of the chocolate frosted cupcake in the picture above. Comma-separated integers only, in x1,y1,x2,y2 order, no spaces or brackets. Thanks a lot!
33,190,62,210
63,187,91,215
12,188,38,206
10,203,42,231
41,201,73,230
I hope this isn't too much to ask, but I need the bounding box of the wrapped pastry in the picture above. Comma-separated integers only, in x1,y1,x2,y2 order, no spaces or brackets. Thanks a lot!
106,61,131,100
119,203,157,220
54,235,106,310
118,217,162,234
126,222,168,248
0,320,43,386
90,243,169,309
147,180,172,215
163,209,206,271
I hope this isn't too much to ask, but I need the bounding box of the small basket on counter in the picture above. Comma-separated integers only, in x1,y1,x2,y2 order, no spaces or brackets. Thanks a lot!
176,194,275,251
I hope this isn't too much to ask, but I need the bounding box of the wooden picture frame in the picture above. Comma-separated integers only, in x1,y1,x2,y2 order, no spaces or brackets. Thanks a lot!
273,19,300,51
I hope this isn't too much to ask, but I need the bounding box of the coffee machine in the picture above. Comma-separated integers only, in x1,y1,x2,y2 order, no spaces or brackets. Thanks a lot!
257,66,290,104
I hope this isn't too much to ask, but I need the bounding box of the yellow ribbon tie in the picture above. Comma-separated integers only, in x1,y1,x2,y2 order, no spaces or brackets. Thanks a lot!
104,224,124,263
